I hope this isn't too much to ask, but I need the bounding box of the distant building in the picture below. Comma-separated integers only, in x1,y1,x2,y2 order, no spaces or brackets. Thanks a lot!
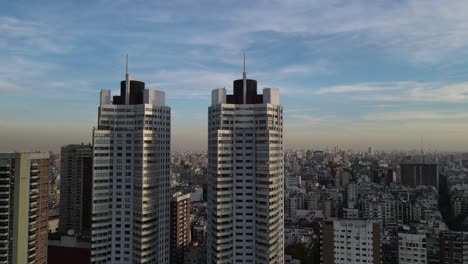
313,151,325,163
171,192,191,264
190,186,203,202
286,193,304,218
439,231,468,264
346,182,357,208
183,243,206,264
191,220,207,244
286,175,302,188
400,163,439,189
59,144,92,237
342,208,359,219
48,233,91,264
397,228,427,264
0,152,49,264
321,220,381,264
451,191,468,217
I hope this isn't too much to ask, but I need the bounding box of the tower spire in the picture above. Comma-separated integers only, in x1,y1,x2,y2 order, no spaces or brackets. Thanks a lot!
243,51,246,104
243,51,246,74
125,54,130,105
126,54,128,75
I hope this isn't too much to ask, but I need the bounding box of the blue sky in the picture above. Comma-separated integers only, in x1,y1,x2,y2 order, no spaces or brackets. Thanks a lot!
1,0,468,152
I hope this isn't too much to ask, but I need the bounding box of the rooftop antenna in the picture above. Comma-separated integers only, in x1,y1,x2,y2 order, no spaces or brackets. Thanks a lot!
243,51,246,104
125,54,130,105
243,51,246,73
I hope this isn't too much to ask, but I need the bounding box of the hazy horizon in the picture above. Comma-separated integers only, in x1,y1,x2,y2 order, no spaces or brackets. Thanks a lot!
1,1,468,153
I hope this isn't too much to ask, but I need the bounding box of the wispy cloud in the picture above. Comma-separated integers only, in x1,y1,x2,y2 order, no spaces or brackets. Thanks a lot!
288,114,325,125
294,81,468,103
0,80,25,93
354,82,468,103
142,69,238,99
280,60,330,75
364,111,468,121
231,0,468,64
0,16,70,54
314,83,403,95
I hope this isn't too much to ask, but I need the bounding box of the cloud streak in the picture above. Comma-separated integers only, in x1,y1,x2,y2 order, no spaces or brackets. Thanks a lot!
0,16,70,54
364,111,468,121
285,81,468,103
0,80,25,93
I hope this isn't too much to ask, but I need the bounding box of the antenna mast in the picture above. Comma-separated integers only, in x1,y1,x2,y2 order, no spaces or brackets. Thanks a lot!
125,54,130,105
243,51,246,104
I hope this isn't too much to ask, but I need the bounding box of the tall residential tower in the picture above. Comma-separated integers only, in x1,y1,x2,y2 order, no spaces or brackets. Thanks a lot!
207,60,284,263
91,65,171,263
0,152,49,264
59,144,93,237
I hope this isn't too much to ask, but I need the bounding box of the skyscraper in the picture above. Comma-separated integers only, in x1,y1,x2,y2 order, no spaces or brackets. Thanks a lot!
207,59,284,263
91,64,171,263
59,144,93,237
0,152,49,264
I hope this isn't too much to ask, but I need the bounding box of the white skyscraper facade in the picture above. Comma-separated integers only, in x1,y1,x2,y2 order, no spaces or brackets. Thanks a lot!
91,67,170,263
207,64,284,264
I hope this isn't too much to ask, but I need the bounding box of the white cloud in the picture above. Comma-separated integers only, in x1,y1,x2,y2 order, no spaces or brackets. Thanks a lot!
314,83,403,95
280,60,330,75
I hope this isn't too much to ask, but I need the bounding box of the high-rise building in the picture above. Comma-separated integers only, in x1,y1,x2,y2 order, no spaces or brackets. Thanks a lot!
207,61,284,263
440,231,468,264
400,163,439,189
59,144,93,237
170,192,191,264
321,220,381,264
91,65,171,264
397,228,427,264
0,152,49,264
346,182,357,209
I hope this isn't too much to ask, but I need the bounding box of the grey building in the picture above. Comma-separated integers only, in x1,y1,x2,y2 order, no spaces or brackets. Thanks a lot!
59,144,93,237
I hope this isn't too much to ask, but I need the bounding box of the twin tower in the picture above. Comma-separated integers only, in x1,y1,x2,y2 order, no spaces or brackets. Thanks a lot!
90,61,284,264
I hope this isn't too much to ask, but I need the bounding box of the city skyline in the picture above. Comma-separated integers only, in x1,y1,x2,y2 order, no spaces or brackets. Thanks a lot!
2,0,468,152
